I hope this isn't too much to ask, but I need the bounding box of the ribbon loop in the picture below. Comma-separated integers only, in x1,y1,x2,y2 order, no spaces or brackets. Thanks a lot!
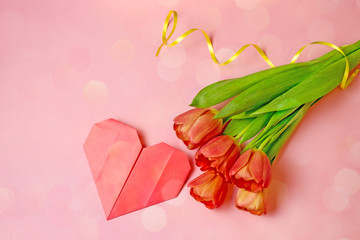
156,10,275,68
290,41,350,89
156,10,357,89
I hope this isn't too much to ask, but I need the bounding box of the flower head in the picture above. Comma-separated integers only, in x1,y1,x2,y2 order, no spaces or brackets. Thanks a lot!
195,135,240,180
173,108,223,150
188,171,228,209
235,188,265,216
230,149,271,192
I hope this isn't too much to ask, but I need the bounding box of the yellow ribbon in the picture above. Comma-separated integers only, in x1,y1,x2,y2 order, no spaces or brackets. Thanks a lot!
290,41,351,89
156,10,275,68
156,10,359,89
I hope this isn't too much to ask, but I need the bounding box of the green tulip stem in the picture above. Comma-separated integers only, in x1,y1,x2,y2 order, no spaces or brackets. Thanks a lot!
258,135,272,151
234,124,251,140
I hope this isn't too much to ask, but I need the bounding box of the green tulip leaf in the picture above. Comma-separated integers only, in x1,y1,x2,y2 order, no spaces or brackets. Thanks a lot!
262,108,297,132
223,118,254,137
230,105,265,119
216,62,322,118
243,106,303,151
213,40,360,118
190,61,317,109
263,116,302,164
240,112,273,143
252,42,360,114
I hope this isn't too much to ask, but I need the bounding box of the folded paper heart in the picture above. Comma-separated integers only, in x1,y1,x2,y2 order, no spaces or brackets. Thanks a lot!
84,119,191,220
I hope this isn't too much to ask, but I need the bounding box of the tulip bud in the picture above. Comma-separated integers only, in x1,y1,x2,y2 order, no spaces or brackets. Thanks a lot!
235,188,266,216
230,149,271,192
173,108,223,149
188,171,228,209
195,135,240,181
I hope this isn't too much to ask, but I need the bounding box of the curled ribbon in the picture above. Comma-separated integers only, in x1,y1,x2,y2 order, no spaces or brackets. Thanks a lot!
155,10,275,68
290,41,350,89
156,10,358,89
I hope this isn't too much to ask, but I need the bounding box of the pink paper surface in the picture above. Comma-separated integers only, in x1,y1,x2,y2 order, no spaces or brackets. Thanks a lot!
84,119,142,218
108,142,190,219
1,0,360,239
84,119,190,219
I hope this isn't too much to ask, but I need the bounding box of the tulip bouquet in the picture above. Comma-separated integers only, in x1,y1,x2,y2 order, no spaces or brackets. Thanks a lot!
173,40,360,215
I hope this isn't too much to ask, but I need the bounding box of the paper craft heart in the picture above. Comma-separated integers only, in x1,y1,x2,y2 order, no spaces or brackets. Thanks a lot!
83,119,191,220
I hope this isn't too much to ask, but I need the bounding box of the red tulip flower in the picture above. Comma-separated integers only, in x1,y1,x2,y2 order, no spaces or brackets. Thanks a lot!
173,108,223,150
230,149,271,192
195,135,241,181
235,188,265,216
188,171,228,209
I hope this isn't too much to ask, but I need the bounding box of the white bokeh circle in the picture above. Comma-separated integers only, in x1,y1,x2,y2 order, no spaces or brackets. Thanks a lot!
111,39,136,65
160,45,187,68
322,186,349,212
141,206,167,232
215,48,235,63
334,168,360,196
83,80,109,105
157,61,183,82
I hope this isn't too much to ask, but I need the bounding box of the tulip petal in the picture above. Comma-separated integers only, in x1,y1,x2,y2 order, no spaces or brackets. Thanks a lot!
174,122,191,141
188,113,222,145
174,108,208,124
200,135,234,158
219,145,241,180
190,189,217,209
187,171,215,187
195,154,213,171
213,176,228,207
185,141,197,150
262,155,271,188
249,151,264,184
230,149,271,192
236,188,255,206
235,189,265,215
195,136,240,179
230,149,252,176
199,178,219,200
188,172,228,209
236,165,253,181
250,182,262,192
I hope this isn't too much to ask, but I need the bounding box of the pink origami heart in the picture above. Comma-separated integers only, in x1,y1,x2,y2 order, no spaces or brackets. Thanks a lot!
83,119,191,220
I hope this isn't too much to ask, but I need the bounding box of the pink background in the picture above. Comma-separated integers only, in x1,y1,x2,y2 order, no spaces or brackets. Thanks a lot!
1,0,360,239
